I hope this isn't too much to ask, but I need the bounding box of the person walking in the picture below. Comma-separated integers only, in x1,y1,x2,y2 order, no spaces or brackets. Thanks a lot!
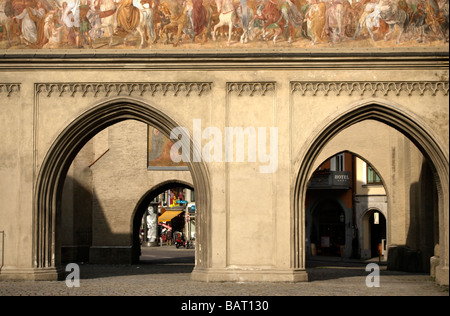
167,229,173,246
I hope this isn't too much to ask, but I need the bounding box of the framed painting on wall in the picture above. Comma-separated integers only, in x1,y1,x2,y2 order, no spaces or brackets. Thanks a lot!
147,126,189,171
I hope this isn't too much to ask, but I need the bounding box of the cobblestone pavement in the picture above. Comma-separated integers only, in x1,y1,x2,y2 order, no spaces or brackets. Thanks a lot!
0,246,448,297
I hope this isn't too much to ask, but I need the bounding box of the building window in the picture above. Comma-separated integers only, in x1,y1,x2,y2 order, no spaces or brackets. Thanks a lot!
367,165,382,185
331,153,345,171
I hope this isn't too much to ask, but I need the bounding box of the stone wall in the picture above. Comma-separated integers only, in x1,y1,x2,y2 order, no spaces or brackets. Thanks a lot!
0,51,448,284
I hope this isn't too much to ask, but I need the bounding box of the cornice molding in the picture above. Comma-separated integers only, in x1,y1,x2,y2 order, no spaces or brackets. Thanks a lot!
291,81,449,97
35,82,212,98
1,49,448,70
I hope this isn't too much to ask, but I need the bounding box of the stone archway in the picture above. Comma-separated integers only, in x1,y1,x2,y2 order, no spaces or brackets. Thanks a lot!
33,97,211,280
131,180,195,263
293,99,449,285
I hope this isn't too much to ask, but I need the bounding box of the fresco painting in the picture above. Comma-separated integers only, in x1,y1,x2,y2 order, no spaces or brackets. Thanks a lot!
147,126,188,170
0,0,448,50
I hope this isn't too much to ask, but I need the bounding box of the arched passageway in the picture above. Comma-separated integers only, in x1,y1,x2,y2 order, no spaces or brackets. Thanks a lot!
33,97,211,279
363,209,387,259
131,181,194,263
305,151,386,261
293,100,449,285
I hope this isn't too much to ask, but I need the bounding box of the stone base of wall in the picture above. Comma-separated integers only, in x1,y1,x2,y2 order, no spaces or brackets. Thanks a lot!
0,266,64,281
191,267,308,283
435,265,449,286
430,256,440,278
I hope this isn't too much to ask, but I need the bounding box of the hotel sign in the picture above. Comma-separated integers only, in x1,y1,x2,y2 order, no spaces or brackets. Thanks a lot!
332,172,351,188
308,171,351,189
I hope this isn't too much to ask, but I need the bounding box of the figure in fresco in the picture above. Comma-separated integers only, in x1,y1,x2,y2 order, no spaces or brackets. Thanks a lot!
89,0,117,47
192,0,209,43
341,0,357,37
61,1,78,46
285,0,305,43
0,0,16,48
148,127,164,162
325,0,345,44
35,4,59,47
352,0,381,40
115,0,147,47
304,0,326,45
42,6,63,47
116,0,140,33
77,0,92,47
140,0,155,43
13,0,44,44
87,0,103,40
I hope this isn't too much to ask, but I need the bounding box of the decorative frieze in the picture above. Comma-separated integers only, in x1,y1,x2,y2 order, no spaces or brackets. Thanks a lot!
291,81,449,97
35,82,212,98
227,82,276,97
0,84,20,97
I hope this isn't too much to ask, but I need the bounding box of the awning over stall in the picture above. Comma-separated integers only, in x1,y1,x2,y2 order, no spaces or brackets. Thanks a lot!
158,210,183,222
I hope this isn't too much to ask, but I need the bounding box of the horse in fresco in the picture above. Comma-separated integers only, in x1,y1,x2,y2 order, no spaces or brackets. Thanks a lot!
352,0,389,43
0,0,14,48
407,0,428,43
210,0,253,44
234,1,254,44
250,0,287,44
424,0,449,43
158,0,187,47
89,0,117,46
378,0,409,44
212,0,236,45
442,0,450,42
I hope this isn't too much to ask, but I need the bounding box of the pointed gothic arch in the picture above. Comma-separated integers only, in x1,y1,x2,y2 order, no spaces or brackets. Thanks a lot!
33,97,211,279
293,99,449,285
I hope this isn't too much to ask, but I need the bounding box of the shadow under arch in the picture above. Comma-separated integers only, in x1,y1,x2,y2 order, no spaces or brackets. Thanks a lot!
33,97,211,280
292,99,449,285
131,180,194,263
306,198,350,258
